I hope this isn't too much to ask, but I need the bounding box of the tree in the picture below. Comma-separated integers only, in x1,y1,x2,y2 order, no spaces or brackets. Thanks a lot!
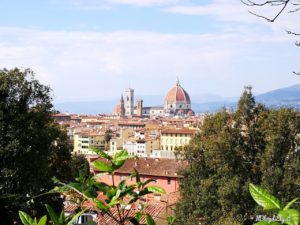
104,129,113,151
0,68,74,224
242,0,300,74
175,87,300,225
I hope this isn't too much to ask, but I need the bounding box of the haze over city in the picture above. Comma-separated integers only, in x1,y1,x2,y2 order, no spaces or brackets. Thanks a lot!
1,0,300,103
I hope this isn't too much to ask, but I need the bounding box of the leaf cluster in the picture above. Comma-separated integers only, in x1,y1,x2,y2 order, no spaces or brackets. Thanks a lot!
54,149,166,225
250,183,300,225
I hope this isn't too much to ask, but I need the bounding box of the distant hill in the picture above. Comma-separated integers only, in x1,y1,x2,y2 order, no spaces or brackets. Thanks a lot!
194,84,300,113
54,84,300,114
256,84,300,109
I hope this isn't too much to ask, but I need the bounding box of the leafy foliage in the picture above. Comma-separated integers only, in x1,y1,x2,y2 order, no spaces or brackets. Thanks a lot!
0,68,75,224
175,86,300,225
19,211,47,225
249,183,300,225
54,149,166,225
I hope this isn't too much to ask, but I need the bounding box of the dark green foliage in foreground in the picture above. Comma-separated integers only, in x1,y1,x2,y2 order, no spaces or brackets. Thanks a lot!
0,68,74,224
175,86,300,225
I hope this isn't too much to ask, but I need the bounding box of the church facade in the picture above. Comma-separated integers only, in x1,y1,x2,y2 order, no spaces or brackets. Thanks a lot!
112,79,195,117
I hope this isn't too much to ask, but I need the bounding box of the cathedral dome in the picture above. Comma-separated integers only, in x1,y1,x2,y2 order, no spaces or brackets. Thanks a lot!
112,95,125,116
164,80,191,106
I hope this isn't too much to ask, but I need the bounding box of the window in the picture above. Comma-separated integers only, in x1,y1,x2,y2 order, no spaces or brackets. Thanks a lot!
81,215,94,223
167,178,171,185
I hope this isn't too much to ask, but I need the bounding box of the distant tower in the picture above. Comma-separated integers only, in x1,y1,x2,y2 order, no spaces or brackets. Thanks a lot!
120,94,125,116
112,94,125,117
123,88,134,116
137,99,143,117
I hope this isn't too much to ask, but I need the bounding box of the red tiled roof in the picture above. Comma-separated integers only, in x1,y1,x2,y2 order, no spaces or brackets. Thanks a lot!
97,204,165,225
161,128,196,135
93,158,188,178
164,82,191,104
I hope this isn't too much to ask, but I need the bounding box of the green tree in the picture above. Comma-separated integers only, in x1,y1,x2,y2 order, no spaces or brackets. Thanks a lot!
175,87,300,225
0,68,73,224
104,129,112,151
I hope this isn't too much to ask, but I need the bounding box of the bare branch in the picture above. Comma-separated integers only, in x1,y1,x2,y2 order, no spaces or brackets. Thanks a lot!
286,30,300,35
288,7,300,12
242,0,288,6
242,0,291,22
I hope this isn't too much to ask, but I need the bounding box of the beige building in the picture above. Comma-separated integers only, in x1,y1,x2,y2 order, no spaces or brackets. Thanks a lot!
123,138,160,157
160,128,196,151
73,131,106,155
109,128,135,154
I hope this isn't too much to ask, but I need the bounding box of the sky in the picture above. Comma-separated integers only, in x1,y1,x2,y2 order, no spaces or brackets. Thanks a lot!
1,0,300,102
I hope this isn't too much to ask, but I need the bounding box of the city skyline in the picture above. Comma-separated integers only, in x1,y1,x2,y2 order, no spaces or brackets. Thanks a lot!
1,0,300,102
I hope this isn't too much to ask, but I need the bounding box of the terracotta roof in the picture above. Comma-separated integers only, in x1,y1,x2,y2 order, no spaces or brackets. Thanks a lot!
164,81,191,105
161,128,196,135
118,122,145,126
93,158,187,178
64,203,164,225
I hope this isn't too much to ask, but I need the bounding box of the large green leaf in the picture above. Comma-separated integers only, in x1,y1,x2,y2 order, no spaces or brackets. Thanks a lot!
58,211,65,224
145,186,166,194
141,179,156,188
91,148,112,160
146,214,156,225
249,184,281,210
112,150,130,168
37,215,47,225
284,198,299,210
278,209,300,225
45,204,60,225
94,161,114,172
109,189,122,206
19,211,35,225
67,210,85,225
132,169,140,183
95,199,110,212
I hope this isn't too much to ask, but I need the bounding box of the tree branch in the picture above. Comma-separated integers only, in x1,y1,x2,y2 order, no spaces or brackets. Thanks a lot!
241,0,292,22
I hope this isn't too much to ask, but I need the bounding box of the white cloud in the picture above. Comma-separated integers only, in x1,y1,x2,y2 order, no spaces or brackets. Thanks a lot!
164,0,300,30
106,0,182,6
0,26,298,102
67,0,186,9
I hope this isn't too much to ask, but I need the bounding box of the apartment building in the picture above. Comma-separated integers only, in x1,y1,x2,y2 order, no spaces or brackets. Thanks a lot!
73,131,106,155
160,128,196,151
